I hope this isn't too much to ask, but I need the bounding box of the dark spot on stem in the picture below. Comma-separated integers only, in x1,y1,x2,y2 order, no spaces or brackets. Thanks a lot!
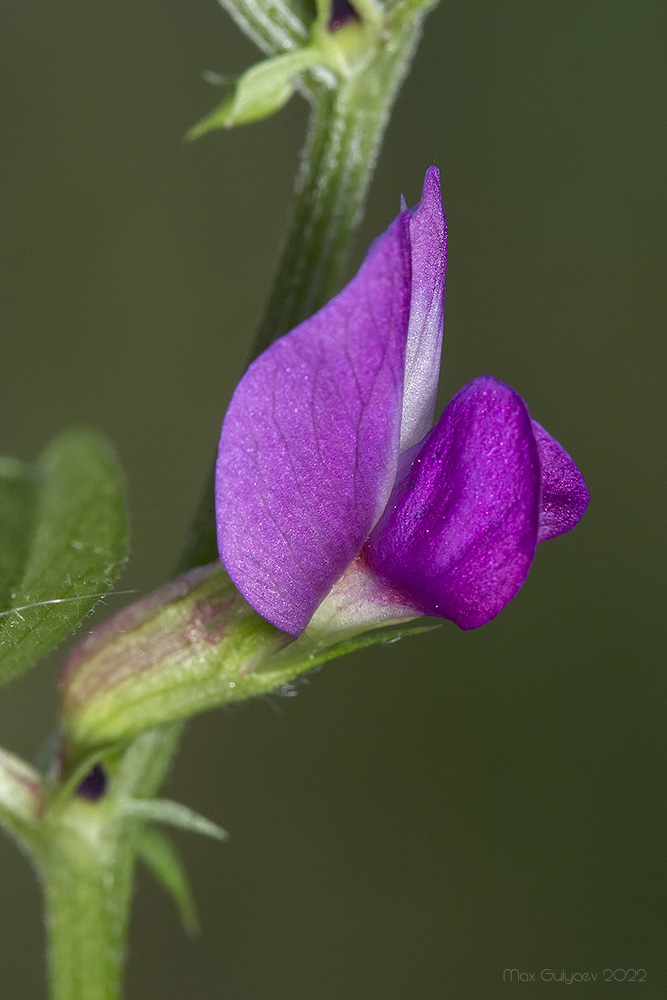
76,763,108,801
329,0,359,32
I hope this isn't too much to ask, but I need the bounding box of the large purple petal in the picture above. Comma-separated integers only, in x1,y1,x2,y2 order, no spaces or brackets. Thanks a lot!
400,166,448,452
533,421,590,542
216,214,412,636
367,376,541,630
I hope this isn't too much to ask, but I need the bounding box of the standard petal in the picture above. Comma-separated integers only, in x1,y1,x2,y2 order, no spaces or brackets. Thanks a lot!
367,376,541,630
532,421,590,542
400,166,447,452
216,214,412,636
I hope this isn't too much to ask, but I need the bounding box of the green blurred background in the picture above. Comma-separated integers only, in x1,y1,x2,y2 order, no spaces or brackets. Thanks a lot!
1,0,665,996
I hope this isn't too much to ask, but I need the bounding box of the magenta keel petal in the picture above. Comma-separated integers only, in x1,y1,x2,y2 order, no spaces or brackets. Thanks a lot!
532,421,590,542
367,376,541,629
216,213,412,636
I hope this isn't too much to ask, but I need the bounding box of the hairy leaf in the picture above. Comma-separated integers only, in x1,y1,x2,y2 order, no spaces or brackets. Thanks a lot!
0,430,129,689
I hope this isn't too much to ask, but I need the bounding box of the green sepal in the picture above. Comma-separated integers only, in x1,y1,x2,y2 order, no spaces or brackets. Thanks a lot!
119,797,228,841
0,746,45,857
187,47,320,138
60,562,440,750
138,826,200,936
0,430,129,690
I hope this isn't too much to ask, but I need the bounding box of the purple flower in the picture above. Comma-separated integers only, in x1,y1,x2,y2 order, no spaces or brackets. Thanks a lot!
215,168,589,638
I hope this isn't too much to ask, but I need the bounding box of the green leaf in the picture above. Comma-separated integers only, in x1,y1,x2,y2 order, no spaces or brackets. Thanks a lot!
0,429,129,689
187,47,320,139
120,797,229,841
138,826,200,936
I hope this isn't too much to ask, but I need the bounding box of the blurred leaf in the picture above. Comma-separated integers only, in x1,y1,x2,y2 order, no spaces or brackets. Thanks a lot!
0,429,129,689
138,826,200,936
0,458,35,608
121,797,228,841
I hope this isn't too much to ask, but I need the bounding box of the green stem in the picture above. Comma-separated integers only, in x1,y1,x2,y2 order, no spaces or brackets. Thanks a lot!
42,729,181,1000
219,0,309,58
43,813,133,1000
254,24,424,356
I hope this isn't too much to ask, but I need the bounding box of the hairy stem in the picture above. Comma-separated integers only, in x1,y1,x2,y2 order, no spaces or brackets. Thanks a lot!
252,29,422,356
218,0,309,56
43,729,180,1000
